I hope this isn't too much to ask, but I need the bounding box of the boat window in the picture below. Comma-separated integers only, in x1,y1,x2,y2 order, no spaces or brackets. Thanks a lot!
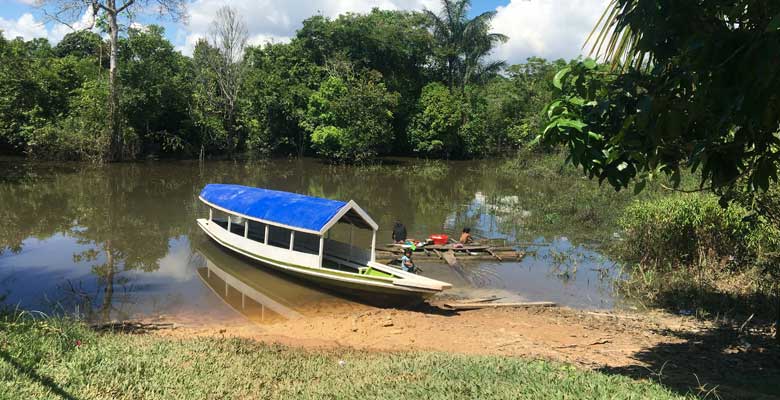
246,221,266,243
267,225,291,249
210,209,231,229
292,231,319,255
228,216,247,236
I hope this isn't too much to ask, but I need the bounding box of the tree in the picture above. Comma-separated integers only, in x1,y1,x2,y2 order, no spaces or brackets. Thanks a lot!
243,41,323,156
119,25,194,156
205,5,248,154
303,62,399,163
37,0,186,161
296,10,434,150
0,33,102,158
408,82,463,157
543,0,780,196
54,30,106,62
191,39,233,157
424,0,507,91
542,0,780,337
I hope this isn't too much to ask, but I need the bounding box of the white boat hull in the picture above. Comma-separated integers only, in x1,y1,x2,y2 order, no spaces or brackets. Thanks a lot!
197,219,450,299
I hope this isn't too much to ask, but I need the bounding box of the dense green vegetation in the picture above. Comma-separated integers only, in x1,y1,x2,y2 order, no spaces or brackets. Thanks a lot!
0,1,561,163
0,311,690,399
543,0,780,197
538,0,780,327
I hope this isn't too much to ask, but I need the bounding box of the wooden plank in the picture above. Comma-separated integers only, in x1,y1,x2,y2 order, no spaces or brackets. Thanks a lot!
450,296,503,304
442,301,557,310
425,244,490,251
442,250,461,268
442,250,471,283
486,248,502,261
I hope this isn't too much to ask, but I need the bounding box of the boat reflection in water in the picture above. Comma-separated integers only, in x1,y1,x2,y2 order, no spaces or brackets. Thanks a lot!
195,240,353,324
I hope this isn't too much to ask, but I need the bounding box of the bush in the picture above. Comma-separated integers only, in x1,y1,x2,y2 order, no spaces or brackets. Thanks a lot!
23,80,118,162
618,194,779,269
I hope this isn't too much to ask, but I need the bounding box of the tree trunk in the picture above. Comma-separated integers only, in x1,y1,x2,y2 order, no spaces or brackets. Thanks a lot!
775,281,779,342
101,240,115,322
107,4,122,161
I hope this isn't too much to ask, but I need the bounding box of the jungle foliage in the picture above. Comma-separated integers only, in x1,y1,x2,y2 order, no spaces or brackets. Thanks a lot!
542,0,780,198
540,0,780,325
0,0,562,163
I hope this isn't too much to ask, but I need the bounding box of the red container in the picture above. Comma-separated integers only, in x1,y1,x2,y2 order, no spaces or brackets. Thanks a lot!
429,234,449,245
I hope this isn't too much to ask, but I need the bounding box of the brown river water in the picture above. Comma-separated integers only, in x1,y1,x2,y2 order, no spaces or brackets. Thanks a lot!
0,157,624,323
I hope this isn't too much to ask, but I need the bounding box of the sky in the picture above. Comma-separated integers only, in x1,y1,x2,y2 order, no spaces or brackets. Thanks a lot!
0,0,608,64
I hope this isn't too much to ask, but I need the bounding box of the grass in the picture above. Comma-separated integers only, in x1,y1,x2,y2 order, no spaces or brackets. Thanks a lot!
0,312,692,400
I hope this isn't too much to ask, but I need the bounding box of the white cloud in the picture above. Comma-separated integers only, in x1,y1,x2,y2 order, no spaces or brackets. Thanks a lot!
177,0,438,55
129,21,148,31
491,0,609,64
0,13,47,40
0,10,95,43
4,0,610,65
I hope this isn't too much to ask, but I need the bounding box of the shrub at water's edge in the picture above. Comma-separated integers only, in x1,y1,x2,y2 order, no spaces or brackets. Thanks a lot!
0,311,690,399
614,194,780,319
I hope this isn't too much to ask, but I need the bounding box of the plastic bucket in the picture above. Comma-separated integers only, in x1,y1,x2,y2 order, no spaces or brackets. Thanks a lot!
428,234,449,245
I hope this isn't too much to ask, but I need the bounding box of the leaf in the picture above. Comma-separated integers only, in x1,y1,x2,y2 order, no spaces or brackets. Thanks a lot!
766,13,780,32
528,135,541,147
555,118,587,132
582,58,597,69
546,100,562,118
553,67,571,90
670,169,681,188
588,131,604,141
633,179,646,195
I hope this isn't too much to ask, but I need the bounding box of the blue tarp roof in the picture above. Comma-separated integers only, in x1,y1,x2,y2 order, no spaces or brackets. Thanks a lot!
200,184,349,233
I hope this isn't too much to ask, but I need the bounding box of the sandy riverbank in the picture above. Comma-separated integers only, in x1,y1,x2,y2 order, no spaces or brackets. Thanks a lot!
141,301,777,399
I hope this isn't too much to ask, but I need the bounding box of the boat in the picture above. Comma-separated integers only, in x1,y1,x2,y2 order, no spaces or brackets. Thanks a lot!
196,184,452,302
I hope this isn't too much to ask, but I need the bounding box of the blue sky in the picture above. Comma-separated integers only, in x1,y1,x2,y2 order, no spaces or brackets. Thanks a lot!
0,0,608,63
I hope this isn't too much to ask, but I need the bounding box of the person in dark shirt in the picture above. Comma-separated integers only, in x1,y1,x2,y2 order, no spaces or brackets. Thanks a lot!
392,220,407,243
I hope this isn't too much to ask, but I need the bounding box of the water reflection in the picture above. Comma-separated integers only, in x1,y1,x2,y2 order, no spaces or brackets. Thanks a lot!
194,240,348,324
0,157,624,320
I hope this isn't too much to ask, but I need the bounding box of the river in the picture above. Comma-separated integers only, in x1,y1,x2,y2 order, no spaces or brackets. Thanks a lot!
0,157,624,323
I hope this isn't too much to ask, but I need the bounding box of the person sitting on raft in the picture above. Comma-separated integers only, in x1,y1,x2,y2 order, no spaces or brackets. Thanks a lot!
459,227,474,244
400,248,416,273
392,220,407,243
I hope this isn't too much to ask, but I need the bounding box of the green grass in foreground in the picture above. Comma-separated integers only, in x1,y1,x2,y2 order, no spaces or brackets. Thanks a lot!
0,313,691,400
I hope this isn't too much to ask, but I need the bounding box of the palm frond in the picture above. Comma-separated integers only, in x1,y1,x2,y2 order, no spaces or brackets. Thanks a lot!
585,0,651,71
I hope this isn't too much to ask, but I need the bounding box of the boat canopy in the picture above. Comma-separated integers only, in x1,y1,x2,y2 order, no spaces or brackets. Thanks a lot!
199,184,378,234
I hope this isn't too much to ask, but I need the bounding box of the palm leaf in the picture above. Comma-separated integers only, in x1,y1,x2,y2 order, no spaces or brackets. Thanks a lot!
585,0,651,71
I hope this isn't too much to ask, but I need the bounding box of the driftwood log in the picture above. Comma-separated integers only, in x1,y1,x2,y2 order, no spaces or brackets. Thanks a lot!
90,321,176,334
442,301,557,310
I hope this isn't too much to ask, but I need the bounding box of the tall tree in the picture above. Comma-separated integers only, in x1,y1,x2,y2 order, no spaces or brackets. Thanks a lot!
206,5,248,153
424,0,507,90
303,61,399,163
37,0,186,161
